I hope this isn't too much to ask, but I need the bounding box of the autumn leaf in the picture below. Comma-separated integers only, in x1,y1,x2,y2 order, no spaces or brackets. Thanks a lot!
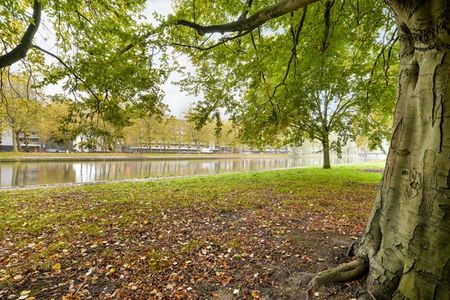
52,263,61,272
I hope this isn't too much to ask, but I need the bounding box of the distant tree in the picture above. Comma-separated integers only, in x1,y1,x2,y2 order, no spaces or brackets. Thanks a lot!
184,106,218,150
214,120,241,153
38,101,70,147
0,72,42,152
183,118,203,151
125,114,168,151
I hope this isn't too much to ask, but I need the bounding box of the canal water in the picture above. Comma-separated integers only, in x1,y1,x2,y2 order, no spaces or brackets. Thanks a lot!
0,155,385,188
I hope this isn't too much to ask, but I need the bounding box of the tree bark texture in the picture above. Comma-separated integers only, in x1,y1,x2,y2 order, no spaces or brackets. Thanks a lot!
354,1,450,298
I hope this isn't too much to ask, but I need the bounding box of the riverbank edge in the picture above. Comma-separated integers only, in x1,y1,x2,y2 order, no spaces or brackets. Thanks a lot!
0,165,318,192
0,161,385,192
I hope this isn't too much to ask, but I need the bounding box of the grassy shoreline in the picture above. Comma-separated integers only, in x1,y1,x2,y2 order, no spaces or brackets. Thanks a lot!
0,164,383,299
0,161,385,192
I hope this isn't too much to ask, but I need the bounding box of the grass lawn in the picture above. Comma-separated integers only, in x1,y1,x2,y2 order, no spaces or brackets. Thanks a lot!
0,163,383,299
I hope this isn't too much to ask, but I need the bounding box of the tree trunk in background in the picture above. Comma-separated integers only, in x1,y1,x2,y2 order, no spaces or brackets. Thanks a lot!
322,136,331,169
355,1,450,298
12,131,20,152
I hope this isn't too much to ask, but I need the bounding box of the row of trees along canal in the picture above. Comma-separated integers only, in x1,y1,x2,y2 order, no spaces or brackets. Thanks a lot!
0,76,239,152
1,0,449,298
0,73,372,154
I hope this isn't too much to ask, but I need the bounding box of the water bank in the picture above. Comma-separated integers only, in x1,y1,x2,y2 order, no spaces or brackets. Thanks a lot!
0,156,384,188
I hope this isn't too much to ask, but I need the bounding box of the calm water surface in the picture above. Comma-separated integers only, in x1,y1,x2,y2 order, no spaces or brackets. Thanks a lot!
0,155,384,188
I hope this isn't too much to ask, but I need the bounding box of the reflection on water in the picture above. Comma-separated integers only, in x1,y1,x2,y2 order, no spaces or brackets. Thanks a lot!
0,155,385,188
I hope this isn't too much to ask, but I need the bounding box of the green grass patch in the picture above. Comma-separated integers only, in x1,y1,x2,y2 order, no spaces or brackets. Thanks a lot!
0,164,383,241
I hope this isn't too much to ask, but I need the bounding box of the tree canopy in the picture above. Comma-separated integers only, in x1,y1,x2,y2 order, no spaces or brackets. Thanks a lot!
1,0,168,147
168,0,398,167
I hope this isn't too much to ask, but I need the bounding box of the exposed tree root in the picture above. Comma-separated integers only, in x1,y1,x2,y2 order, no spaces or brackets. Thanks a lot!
308,258,369,290
346,241,358,257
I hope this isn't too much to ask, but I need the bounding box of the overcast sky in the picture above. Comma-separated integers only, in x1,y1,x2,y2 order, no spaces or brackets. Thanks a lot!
38,0,196,117
144,1,197,117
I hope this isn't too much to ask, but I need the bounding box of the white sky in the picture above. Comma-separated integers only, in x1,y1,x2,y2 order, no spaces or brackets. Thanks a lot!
144,1,197,117
38,0,196,117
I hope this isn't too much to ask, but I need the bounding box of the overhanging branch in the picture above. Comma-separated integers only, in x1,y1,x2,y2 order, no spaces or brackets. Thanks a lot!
170,29,253,51
0,0,42,69
32,44,102,103
177,0,320,35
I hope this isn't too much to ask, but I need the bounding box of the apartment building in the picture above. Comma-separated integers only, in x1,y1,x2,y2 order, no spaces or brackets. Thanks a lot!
0,126,41,152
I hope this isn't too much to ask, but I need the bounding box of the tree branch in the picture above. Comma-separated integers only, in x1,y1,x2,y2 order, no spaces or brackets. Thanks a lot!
176,0,320,35
32,45,102,104
320,0,334,53
265,7,308,115
366,27,398,101
0,0,42,69
170,30,253,51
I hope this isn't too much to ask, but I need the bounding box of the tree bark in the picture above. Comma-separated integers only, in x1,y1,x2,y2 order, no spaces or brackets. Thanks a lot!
12,130,20,152
322,136,331,169
319,1,450,298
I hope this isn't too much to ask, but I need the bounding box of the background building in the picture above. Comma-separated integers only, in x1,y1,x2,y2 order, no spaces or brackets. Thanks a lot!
0,126,41,152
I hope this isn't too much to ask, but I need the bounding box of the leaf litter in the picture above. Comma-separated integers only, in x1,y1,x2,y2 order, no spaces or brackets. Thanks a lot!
0,167,381,299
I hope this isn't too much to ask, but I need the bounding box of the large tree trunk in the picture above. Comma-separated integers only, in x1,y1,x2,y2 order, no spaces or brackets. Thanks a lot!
322,136,331,169
311,1,450,298
357,1,450,297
